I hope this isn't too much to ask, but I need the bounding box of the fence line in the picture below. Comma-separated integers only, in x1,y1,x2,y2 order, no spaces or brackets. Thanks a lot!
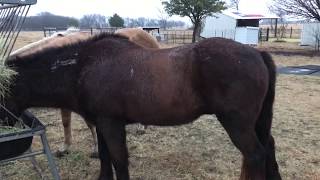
43,27,122,37
260,27,301,39
154,30,193,45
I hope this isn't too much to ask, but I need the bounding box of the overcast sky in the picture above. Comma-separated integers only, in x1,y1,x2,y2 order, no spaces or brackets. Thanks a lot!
28,0,274,22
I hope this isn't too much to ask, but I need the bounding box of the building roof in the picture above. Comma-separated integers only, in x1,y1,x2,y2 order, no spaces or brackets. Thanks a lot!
223,10,279,20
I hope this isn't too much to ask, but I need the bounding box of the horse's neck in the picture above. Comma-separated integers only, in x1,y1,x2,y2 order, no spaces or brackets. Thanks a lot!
15,68,79,111
12,53,80,111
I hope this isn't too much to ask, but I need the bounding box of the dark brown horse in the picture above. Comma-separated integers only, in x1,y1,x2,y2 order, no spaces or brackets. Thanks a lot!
3,33,281,180
10,29,160,157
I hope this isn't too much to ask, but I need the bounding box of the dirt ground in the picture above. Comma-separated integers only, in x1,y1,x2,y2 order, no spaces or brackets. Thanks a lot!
0,32,319,180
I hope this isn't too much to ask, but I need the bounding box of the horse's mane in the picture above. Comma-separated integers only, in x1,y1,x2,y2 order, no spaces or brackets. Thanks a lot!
6,33,133,68
10,31,91,58
90,32,130,42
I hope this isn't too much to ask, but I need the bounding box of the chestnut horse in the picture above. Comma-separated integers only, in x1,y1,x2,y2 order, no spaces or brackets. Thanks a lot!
115,28,161,48
3,33,281,180
10,28,160,157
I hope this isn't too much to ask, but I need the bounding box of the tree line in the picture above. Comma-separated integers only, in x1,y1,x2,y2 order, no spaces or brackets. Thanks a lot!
22,12,79,30
21,12,186,30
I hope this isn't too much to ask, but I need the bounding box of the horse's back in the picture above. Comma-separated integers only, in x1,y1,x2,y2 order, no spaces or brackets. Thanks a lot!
78,41,204,125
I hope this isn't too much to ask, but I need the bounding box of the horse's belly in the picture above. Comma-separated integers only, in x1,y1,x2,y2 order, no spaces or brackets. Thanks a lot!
126,93,204,126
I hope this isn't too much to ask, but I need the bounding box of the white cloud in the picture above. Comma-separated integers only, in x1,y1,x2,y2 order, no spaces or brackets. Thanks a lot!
238,0,272,14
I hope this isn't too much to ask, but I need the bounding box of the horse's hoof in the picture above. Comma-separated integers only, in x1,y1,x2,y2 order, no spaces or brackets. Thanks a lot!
136,129,146,135
54,150,69,158
90,152,99,158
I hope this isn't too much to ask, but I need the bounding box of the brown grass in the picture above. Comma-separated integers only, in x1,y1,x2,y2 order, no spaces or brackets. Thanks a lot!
12,31,44,51
0,32,319,180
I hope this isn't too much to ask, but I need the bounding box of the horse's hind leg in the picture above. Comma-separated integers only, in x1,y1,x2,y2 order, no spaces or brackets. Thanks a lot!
84,121,98,158
217,111,266,180
55,109,72,157
96,118,129,180
255,125,281,180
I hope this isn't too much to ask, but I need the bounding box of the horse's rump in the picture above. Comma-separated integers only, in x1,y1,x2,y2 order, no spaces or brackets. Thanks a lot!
115,28,160,49
194,38,269,108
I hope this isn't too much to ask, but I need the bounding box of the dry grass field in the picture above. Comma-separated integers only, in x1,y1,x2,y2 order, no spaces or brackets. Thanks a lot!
0,32,319,180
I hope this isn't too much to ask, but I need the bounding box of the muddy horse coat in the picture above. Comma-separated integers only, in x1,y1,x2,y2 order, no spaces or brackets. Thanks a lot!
3,33,281,180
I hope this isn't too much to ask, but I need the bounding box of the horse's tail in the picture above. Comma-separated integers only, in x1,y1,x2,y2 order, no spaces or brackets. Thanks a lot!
257,51,282,179
256,51,276,146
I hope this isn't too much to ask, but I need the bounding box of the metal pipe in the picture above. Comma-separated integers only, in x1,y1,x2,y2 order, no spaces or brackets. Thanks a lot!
3,5,24,58
0,150,44,164
0,0,37,5
40,133,61,180
0,129,44,142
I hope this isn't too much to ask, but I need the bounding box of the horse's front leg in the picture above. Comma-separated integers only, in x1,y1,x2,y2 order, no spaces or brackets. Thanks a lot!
85,121,99,158
96,129,114,180
97,118,129,180
55,109,72,157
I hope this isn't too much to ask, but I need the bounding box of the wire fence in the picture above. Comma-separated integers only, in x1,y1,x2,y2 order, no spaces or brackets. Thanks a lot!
43,27,121,37
44,27,194,45
151,30,193,45
43,27,303,46
260,27,301,39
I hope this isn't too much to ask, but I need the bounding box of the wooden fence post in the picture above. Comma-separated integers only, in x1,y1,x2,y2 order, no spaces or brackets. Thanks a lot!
43,27,46,37
274,18,278,38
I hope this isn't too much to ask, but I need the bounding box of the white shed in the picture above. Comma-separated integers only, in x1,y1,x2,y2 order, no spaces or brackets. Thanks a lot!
301,22,320,46
201,11,279,45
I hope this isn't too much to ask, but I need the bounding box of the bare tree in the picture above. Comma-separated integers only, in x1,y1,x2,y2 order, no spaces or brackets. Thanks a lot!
311,25,320,51
315,31,320,51
271,0,320,21
158,8,169,30
269,6,287,39
80,14,108,28
229,0,240,11
23,12,79,30
146,19,158,27
137,17,146,27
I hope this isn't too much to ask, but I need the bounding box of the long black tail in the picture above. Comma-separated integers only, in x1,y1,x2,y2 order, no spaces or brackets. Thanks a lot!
256,51,276,146
257,51,282,179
